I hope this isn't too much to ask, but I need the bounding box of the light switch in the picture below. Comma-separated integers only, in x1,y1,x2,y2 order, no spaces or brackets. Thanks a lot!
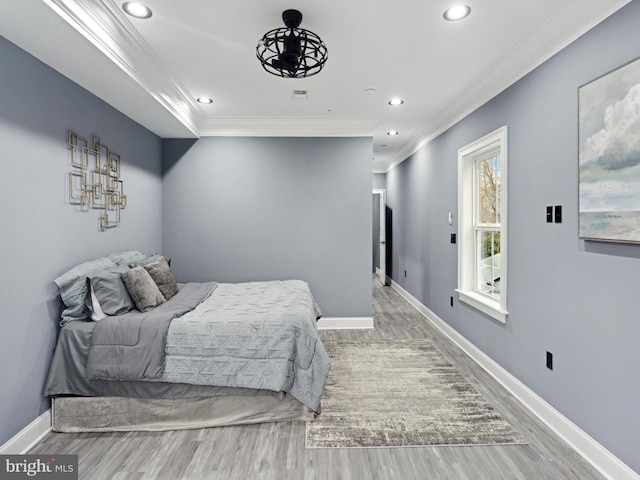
554,205,562,223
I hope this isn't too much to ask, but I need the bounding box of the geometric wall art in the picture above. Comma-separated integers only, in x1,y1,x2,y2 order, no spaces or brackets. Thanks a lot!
67,130,127,230
578,57,640,244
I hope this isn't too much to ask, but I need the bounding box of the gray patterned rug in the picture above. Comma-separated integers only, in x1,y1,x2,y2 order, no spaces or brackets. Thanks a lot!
306,339,527,448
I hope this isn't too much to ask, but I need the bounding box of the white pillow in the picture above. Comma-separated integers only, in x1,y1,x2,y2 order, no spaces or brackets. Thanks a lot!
89,284,107,321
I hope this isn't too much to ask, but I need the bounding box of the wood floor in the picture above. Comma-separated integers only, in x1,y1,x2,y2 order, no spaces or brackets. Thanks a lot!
29,278,606,480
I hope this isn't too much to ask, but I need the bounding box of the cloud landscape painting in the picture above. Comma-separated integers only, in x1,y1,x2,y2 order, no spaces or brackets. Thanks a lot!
579,57,640,243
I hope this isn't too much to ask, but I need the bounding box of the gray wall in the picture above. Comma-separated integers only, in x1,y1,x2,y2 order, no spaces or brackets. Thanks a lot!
0,36,162,447
386,2,640,473
162,137,373,318
372,173,386,190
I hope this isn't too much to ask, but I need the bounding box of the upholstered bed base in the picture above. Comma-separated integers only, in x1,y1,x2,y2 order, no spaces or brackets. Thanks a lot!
52,394,315,433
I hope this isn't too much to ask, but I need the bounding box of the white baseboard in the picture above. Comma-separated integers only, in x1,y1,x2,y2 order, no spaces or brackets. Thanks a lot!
317,317,374,330
0,409,52,455
390,279,640,480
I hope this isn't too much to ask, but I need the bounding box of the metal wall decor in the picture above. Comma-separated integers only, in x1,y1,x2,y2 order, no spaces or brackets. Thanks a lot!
67,130,127,230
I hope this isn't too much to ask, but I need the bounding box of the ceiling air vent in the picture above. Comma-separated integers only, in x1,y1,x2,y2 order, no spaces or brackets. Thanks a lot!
292,90,308,99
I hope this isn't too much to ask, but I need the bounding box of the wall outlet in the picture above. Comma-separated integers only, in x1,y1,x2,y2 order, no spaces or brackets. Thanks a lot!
450,233,456,244
546,206,553,223
546,351,553,370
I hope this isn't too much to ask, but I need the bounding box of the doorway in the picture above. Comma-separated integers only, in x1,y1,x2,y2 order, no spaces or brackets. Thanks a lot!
372,189,387,285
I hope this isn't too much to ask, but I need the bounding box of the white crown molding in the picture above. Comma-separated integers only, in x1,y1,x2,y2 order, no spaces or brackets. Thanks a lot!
34,0,631,173
38,0,378,142
199,117,378,137
384,0,632,173
389,279,640,480
0,409,51,455
42,0,203,136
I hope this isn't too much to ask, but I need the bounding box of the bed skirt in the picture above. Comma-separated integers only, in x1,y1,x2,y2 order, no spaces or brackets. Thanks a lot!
52,394,315,433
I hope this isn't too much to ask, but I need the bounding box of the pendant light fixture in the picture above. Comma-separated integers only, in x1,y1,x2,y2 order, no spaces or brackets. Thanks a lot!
256,9,328,78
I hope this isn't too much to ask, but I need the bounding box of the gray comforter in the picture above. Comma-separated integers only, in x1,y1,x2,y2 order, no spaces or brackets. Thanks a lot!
86,282,217,380
80,280,330,412
162,280,329,411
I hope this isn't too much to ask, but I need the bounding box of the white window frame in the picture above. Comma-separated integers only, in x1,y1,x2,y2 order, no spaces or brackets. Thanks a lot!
456,126,508,323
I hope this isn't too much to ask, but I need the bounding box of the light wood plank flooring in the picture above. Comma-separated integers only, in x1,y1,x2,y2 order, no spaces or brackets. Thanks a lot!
29,278,606,479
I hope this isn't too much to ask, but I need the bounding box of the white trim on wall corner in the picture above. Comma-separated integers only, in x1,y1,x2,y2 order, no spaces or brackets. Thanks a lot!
374,268,391,286
389,279,640,480
317,317,374,330
0,409,51,455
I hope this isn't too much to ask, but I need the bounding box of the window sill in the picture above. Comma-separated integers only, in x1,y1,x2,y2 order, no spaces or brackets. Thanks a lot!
456,289,508,323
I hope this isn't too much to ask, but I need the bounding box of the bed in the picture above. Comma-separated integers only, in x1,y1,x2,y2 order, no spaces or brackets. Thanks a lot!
44,251,331,432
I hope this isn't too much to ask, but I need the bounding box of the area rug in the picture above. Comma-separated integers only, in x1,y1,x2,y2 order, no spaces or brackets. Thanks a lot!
306,339,527,448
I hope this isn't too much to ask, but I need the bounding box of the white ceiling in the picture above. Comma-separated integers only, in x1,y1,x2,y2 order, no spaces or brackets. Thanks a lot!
0,0,630,172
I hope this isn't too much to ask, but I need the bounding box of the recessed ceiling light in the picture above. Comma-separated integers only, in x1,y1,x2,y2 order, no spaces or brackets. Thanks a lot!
365,88,377,95
387,130,399,136
388,98,404,106
443,5,471,21
122,2,153,19
197,97,213,104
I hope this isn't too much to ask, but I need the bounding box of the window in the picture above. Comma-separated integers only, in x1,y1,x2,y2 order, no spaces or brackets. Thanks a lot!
457,126,508,322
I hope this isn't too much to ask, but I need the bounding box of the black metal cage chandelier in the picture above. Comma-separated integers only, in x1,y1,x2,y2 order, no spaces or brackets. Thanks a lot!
256,9,328,78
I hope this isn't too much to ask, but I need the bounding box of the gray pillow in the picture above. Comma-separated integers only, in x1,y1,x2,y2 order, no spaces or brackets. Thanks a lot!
121,266,166,312
54,256,117,326
144,256,179,300
108,250,147,266
127,253,161,268
87,265,135,316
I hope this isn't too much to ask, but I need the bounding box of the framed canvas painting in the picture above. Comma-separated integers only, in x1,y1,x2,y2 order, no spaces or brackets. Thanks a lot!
579,57,640,243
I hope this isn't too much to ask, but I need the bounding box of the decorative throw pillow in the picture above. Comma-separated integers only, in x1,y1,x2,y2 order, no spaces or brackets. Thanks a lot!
87,265,135,316
143,256,179,300
120,266,166,312
53,256,117,326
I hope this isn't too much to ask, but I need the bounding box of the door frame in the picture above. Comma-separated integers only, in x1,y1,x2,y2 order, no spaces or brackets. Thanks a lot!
373,189,386,285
